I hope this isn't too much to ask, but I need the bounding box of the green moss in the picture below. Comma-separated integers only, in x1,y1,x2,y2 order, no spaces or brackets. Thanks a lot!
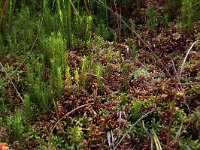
68,126,83,147
146,5,159,29
187,85,200,95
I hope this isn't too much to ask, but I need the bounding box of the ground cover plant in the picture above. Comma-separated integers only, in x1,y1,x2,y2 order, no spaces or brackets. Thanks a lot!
0,0,200,149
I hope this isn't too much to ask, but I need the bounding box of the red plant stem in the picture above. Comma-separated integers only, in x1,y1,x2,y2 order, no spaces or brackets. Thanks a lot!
1,0,8,17
113,0,123,64
113,0,121,43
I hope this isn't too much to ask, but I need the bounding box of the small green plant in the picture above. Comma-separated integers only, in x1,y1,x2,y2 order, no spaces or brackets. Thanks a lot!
131,44,137,65
96,20,108,39
163,13,169,26
66,66,72,88
0,98,8,122
179,139,200,150
129,19,135,38
75,68,80,87
190,106,200,135
146,5,158,29
42,8,60,34
81,56,89,87
73,12,93,41
118,93,129,107
50,58,63,95
107,48,112,64
86,15,93,40
7,109,24,142
44,32,68,96
187,85,200,95
181,0,194,33
41,85,52,113
164,0,181,21
26,56,52,113
131,97,157,121
149,118,161,133
131,67,150,80
44,32,67,72
0,77,3,90
49,135,66,149
131,98,144,121
36,57,43,81
33,80,52,113
6,6,35,53
56,66,63,94
23,94,31,124
68,126,83,148
95,63,104,89
173,107,187,126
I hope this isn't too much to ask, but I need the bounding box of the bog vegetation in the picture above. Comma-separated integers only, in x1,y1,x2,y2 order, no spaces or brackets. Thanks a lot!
0,0,200,149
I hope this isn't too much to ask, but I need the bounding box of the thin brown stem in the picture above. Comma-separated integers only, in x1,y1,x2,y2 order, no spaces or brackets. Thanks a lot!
166,41,198,150
113,0,122,64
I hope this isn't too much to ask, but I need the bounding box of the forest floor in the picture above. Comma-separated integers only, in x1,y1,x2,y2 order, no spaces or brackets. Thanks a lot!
0,3,200,150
